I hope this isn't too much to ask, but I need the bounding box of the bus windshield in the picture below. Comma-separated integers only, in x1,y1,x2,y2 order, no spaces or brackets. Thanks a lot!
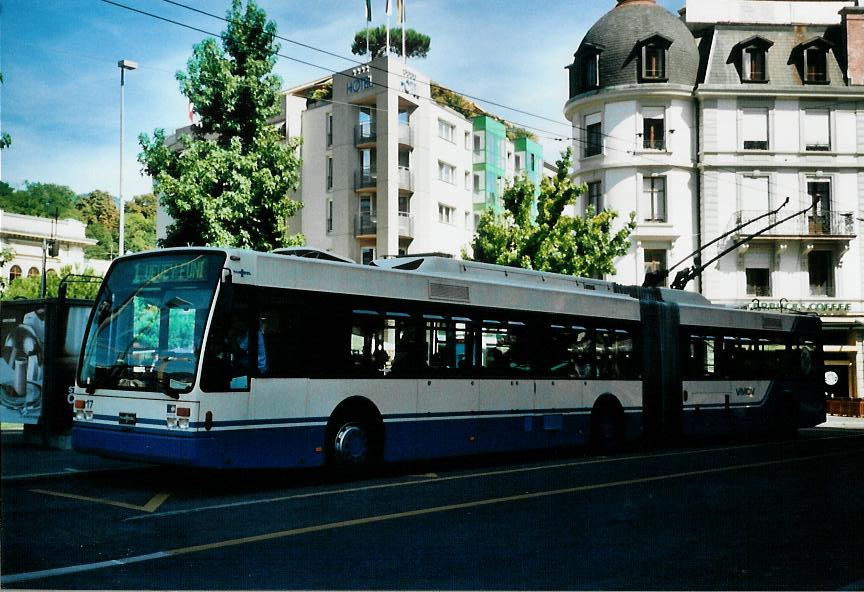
78,252,226,397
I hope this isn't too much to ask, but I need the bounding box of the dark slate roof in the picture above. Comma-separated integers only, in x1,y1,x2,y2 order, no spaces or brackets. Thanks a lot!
571,1,699,96
704,25,847,88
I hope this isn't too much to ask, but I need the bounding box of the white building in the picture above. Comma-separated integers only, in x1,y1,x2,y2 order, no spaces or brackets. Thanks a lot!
1,211,111,286
282,56,545,263
565,0,864,400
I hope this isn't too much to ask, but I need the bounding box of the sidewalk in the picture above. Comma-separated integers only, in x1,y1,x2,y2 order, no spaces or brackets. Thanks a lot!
1,428,146,482
821,415,864,430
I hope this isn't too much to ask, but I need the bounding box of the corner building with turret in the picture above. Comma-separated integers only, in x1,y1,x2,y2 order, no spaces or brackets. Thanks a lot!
566,0,864,401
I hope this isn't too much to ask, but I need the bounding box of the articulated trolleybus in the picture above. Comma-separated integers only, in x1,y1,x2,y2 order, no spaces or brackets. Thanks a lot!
72,248,824,469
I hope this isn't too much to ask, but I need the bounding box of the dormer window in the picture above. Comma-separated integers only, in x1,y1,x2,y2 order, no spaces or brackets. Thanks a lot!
804,47,828,83
793,38,832,85
636,34,672,83
568,43,603,95
730,36,773,83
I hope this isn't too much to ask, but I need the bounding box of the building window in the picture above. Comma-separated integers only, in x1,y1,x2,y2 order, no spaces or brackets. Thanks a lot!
438,161,456,184
743,47,767,82
641,44,667,81
28,267,40,278
582,51,600,89
438,119,455,143
807,179,832,234
464,131,471,150
586,181,603,213
644,250,667,286
399,194,410,214
361,247,376,266
531,154,536,172
398,109,409,125
584,113,602,157
438,203,455,225
326,199,334,233
742,108,769,150
641,107,665,150
642,176,667,222
808,251,835,296
804,110,831,151
745,268,771,296
515,154,523,172
804,48,829,83
9,265,21,282
326,156,333,190
326,112,333,147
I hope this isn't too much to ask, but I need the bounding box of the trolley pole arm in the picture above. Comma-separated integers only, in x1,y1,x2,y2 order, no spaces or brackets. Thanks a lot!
643,197,790,288
669,197,818,291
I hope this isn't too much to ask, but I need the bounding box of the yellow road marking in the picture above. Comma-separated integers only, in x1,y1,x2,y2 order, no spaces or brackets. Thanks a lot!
166,449,853,557
31,489,170,513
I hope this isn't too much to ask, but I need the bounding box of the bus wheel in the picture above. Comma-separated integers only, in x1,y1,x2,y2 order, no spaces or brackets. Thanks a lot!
590,399,624,454
332,421,370,464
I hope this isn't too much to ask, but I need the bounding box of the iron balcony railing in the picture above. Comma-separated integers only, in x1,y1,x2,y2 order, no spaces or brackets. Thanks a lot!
354,213,414,238
355,121,376,145
733,210,856,238
354,168,377,190
354,214,376,236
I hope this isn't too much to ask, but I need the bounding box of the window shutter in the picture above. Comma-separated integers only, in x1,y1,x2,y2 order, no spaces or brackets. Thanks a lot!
742,109,768,143
805,111,830,148
740,176,770,211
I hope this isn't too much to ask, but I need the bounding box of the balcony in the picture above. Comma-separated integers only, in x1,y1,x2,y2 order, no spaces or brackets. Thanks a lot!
398,166,414,193
473,190,499,209
732,210,856,240
642,137,666,151
355,122,376,146
398,212,414,238
398,123,412,148
354,168,377,192
354,214,377,237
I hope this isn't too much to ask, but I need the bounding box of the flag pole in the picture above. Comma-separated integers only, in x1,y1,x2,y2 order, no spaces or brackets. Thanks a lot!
400,0,406,64
364,0,371,56
385,0,391,57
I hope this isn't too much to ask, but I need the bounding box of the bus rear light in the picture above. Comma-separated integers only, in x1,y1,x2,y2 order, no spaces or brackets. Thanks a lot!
84,410,94,421
176,407,191,417
178,418,190,429
74,400,86,410
167,417,178,429
75,410,85,421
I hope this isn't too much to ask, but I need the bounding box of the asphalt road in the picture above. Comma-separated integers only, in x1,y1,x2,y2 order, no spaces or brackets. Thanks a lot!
2,425,864,590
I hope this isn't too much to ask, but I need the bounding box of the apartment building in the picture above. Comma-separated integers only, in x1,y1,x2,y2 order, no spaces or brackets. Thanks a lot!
283,56,543,263
565,0,864,399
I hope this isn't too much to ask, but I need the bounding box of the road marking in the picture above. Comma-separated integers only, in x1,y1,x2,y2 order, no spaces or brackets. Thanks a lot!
125,434,862,522
31,489,170,513
5,447,857,585
2,465,146,483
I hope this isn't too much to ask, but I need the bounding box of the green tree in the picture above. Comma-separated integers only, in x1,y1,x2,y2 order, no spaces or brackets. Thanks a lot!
1,265,103,300
0,182,79,219
351,26,430,59
0,246,15,293
468,149,636,278
139,0,303,250
123,193,157,254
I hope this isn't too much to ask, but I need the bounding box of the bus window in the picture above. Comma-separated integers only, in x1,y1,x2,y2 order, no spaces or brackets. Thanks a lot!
350,310,389,376
543,325,593,378
686,335,717,379
389,316,425,376
596,329,620,379
481,320,531,376
423,316,475,376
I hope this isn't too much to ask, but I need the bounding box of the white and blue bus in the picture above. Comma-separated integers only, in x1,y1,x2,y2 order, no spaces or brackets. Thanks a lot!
72,248,825,469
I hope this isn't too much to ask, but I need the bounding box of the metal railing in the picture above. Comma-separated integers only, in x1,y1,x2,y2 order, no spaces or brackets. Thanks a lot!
733,210,856,237
354,214,376,236
354,168,377,190
355,121,376,145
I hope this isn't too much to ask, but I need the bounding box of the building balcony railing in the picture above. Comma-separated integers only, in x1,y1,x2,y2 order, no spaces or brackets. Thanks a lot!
355,122,376,145
398,166,414,193
354,214,377,237
398,123,412,148
473,190,499,209
732,210,856,239
642,137,666,151
354,168,377,191
472,149,485,165
398,212,414,238
353,213,414,238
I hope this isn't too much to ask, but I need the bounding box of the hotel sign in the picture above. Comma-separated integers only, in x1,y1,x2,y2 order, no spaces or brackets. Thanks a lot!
747,298,857,316
347,75,373,94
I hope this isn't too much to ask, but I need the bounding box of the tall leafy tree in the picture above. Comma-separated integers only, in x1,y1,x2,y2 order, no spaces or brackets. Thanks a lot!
124,193,157,254
139,0,303,250
75,190,120,259
351,26,430,59
0,182,79,219
468,149,636,278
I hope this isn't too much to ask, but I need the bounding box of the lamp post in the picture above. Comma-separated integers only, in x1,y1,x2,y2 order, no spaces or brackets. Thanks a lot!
118,59,138,257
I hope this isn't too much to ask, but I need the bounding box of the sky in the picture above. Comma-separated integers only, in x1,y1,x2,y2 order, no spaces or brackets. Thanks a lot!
1,0,682,198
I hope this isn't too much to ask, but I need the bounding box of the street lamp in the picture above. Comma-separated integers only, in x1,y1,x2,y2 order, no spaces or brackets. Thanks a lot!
118,59,138,257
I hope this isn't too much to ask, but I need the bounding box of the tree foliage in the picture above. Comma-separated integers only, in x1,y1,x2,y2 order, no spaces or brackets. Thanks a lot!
468,149,636,278
430,84,484,119
1,265,102,300
0,182,79,219
139,0,303,251
351,26,430,59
